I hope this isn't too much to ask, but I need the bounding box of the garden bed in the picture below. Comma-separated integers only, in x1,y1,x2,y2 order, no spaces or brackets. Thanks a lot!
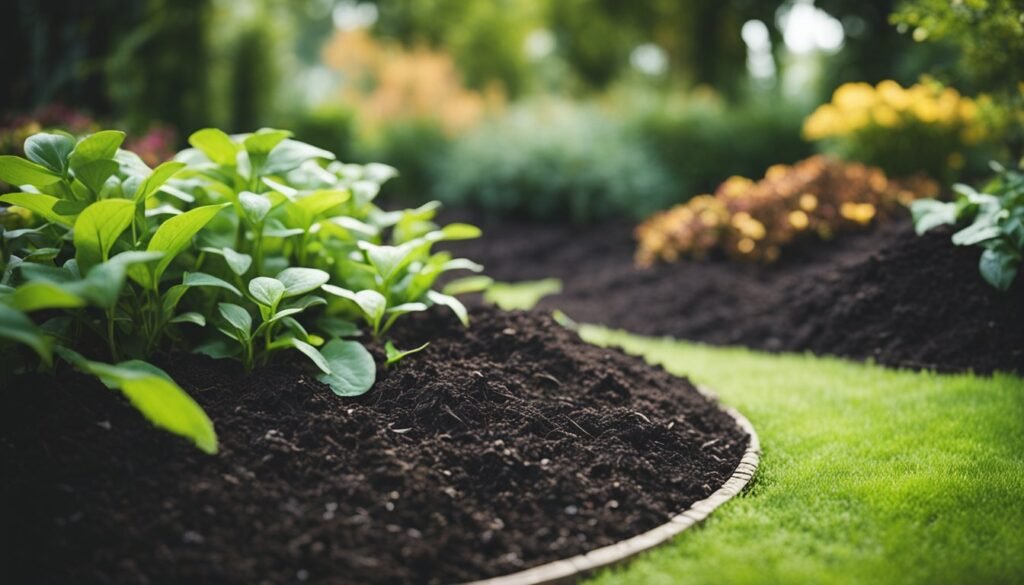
1,307,747,585
446,213,1024,374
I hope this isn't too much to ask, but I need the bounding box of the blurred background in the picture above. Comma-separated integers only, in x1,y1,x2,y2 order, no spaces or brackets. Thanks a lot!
2,0,1020,222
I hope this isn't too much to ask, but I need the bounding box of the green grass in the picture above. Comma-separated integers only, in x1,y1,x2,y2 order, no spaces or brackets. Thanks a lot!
575,326,1024,585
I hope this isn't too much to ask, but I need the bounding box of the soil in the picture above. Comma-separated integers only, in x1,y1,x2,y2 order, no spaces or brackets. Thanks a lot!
444,213,1024,374
1,307,747,585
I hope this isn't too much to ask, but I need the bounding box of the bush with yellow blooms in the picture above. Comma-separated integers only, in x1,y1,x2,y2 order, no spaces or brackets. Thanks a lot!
803,79,999,180
635,156,940,266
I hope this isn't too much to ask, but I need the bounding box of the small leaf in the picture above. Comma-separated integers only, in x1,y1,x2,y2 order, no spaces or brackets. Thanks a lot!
358,241,413,280
317,339,376,397
952,223,1002,246
437,223,482,241
443,275,494,296
9,281,85,312
979,247,1020,291
290,338,332,375
189,128,238,166
427,290,469,326
69,130,125,167
385,340,429,366
182,271,242,297
134,203,229,288
25,132,75,175
276,267,329,298
0,156,62,187
239,192,272,223
263,139,335,175
0,303,52,364
170,312,206,326
244,129,293,157
0,193,85,227
135,161,187,202
74,159,120,194
218,303,253,338
56,349,218,454
249,277,285,308
321,285,386,329
73,199,136,271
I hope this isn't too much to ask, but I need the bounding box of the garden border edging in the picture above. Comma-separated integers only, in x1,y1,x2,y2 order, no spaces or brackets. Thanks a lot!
461,387,761,585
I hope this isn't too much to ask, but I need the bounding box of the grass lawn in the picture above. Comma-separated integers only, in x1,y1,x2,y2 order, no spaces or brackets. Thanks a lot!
576,325,1024,585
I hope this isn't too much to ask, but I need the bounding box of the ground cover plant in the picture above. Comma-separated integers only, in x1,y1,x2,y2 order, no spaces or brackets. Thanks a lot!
578,327,1024,585
0,127,486,453
912,161,1024,290
634,155,939,266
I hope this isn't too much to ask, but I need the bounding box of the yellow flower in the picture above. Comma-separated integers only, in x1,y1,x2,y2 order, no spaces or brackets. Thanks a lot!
840,202,876,225
833,82,876,112
737,238,755,254
799,193,818,211
789,210,809,230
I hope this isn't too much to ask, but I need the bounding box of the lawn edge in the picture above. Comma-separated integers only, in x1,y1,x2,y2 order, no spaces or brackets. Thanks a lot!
461,385,762,585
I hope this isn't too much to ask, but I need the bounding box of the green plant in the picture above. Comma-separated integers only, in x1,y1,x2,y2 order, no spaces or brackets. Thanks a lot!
912,161,1024,290
0,126,485,452
434,99,678,223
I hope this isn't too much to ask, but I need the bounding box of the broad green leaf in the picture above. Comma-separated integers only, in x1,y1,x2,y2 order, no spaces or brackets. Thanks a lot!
328,216,379,237
0,193,85,227
276,267,329,298
952,223,1002,246
244,129,293,157
0,156,62,187
385,340,429,366
263,139,335,175
290,338,332,375
114,149,152,177
69,131,125,167
131,203,229,288
25,132,75,175
359,241,413,280
194,338,240,359
979,247,1020,291
183,271,242,297
0,303,52,364
73,199,136,270
218,303,252,338
75,251,163,307
170,312,206,326
385,302,428,315
443,275,494,296
249,277,285,308
9,281,85,312
295,189,350,218
425,223,482,242
427,290,469,326
74,159,120,194
317,339,376,397
56,349,218,454
239,192,271,223
189,128,238,166
201,246,252,275
321,285,386,328
135,161,186,202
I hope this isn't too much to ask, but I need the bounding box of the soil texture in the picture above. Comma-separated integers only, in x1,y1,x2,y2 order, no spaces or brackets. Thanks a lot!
446,213,1023,374
1,307,746,585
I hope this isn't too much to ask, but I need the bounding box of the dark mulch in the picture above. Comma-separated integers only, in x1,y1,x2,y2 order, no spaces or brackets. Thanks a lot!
1,307,746,585
445,214,1024,374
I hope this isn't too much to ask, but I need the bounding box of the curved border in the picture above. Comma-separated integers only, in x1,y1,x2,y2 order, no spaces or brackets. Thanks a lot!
461,386,760,585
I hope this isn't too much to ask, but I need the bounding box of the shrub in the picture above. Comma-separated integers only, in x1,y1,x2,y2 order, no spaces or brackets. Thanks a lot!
628,94,814,196
635,155,940,266
803,79,999,180
434,100,679,223
0,127,486,453
912,161,1024,290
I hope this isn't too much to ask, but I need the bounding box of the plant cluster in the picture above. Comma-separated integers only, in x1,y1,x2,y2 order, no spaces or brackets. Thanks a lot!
803,79,998,180
635,156,940,266
0,127,486,453
912,161,1024,291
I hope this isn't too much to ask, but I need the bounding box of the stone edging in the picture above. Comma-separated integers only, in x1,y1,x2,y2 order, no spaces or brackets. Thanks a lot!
460,386,761,585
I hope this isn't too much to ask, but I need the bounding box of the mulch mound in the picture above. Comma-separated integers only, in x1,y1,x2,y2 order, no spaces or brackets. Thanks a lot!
446,214,1023,374
1,307,746,585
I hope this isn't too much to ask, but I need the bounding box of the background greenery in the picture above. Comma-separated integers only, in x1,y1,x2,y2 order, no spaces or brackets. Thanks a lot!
3,0,1019,221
